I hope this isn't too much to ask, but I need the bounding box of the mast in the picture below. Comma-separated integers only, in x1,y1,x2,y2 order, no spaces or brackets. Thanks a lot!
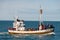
39,5,43,30
40,5,43,26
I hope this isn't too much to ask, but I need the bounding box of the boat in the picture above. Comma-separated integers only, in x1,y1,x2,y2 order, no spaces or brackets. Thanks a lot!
8,6,54,34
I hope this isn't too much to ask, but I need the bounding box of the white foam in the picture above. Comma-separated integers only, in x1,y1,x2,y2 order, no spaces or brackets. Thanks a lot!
0,32,8,34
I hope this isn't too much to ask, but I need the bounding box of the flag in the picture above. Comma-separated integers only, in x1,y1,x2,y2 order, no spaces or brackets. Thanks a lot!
40,9,42,14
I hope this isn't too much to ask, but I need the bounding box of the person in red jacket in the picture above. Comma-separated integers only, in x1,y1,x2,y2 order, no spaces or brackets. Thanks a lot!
42,24,45,30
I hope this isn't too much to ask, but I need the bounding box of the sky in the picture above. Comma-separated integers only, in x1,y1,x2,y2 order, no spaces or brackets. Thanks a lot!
0,0,60,21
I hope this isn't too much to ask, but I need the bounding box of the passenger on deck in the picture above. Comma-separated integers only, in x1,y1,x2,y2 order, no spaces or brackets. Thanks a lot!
49,24,54,28
27,28,35,31
42,24,45,30
45,24,54,29
45,24,49,29
38,23,45,30
17,19,20,22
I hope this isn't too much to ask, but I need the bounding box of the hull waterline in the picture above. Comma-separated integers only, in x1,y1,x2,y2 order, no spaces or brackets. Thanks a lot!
8,28,54,34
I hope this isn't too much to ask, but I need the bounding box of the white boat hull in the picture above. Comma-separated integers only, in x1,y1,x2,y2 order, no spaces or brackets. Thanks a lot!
8,28,54,34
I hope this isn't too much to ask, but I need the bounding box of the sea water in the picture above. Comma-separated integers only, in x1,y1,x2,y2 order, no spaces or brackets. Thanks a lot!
0,21,60,40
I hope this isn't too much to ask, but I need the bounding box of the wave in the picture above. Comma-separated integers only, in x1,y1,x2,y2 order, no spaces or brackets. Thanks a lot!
0,32,55,38
0,32,8,34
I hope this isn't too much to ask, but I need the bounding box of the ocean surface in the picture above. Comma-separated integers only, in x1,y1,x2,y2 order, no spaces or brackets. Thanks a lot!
0,21,60,40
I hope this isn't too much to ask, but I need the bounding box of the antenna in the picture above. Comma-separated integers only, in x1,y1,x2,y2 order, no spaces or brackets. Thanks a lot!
13,16,19,21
